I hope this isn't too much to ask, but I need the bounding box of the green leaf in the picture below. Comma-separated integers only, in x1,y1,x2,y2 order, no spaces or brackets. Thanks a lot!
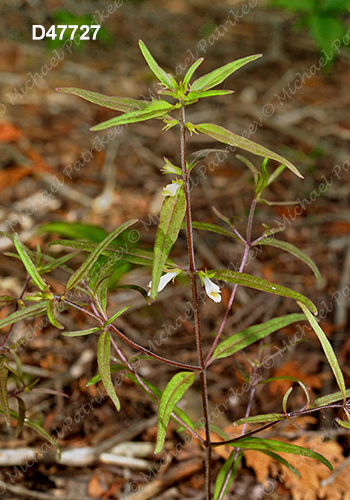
66,219,137,292
255,158,269,196
254,238,322,284
155,371,196,453
283,387,294,414
310,389,350,409
103,305,132,327
335,418,350,429
0,408,61,459
309,14,345,56
269,0,316,12
214,451,243,500
195,123,303,178
228,437,333,470
268,164,286,185
212,314,306,361
323,0,350,12
97,330,120,411
62,326,101,337
139,40,178,91
190,54,262,92
236,154,259,183
46,300,64,330
183,58,204,87
0,302,47,330
87,363,126,386
50,239,159,268
258,450,301,477
186,89,234,101
0,361,10,427
14,234,49,292
182,221,241,241
39,251,79,275
297,301,346,402
212,269,317,313
90,99,174,131
151,189,186,300
233,413,286,426
55,87,149,112
94,277,109,313
110,284,150,304
187,149,225,172
15,397,26,438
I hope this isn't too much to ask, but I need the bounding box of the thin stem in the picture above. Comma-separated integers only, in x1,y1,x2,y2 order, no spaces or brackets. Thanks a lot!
205,198,258,365
108,333,204,443
179,105,211,499
61,297,199,371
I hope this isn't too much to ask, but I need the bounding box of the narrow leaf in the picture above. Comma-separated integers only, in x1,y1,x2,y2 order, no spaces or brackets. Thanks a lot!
182,58,204,88
94,276,109,313
195,123,303,178
255,238,321,284
155,371,196,453
212,314,306,361
182,221,240,241
110,284,150,304
186,89,234,101
228,437,333,470
188,149,225,171
62,327,101,337
15,397,26,437
233,413,286,426
97,330,120,411
56,87,149,112
214,451,243,500
297,301,346,402
258,450,301,477
139,40,177,91
90,99,174,131
46,300,64,330
283,387,293,414
191,54,262,92
66,219,137,292
103,305,132,327
14,234,49,291
310,389,350,409
336,418,350,429
0,361,10,427
151,189,186,300
212,269,317,313
0,302,47,330
236,154,259,183
39,251,79,274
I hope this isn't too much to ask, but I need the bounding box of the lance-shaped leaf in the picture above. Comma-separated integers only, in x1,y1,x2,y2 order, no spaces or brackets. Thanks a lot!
233,413,286,426
151,189,186,300
183,58,204,87
14,234,49,292
254,238,321,284
195,123,303,178
97,330,120,411
0,407,60,459
46,300,64,330
190,54,262,92
155,371,196,453
110,284,150,304
309,389,350,409
103,305,132,327
15,397,26,438
0,302,47,330
258,450,301,477
211,314,306,362
39,251,79,275
336,418,350,429
228,437,333,470
181,221,241,242
212,270,317,313
0,361,10,427
50,239,172,269
91,99,174,131
56,87,149,112
139,40,178,91
297,301,346,402
186,90,234,101
63,326,101,337
187,148,226,171
214,451,243,500
66,219,137,292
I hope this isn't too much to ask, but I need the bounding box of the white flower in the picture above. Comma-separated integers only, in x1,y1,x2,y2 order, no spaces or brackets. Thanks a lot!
148,269,182,296
162,180,182,198
200,275,222,303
